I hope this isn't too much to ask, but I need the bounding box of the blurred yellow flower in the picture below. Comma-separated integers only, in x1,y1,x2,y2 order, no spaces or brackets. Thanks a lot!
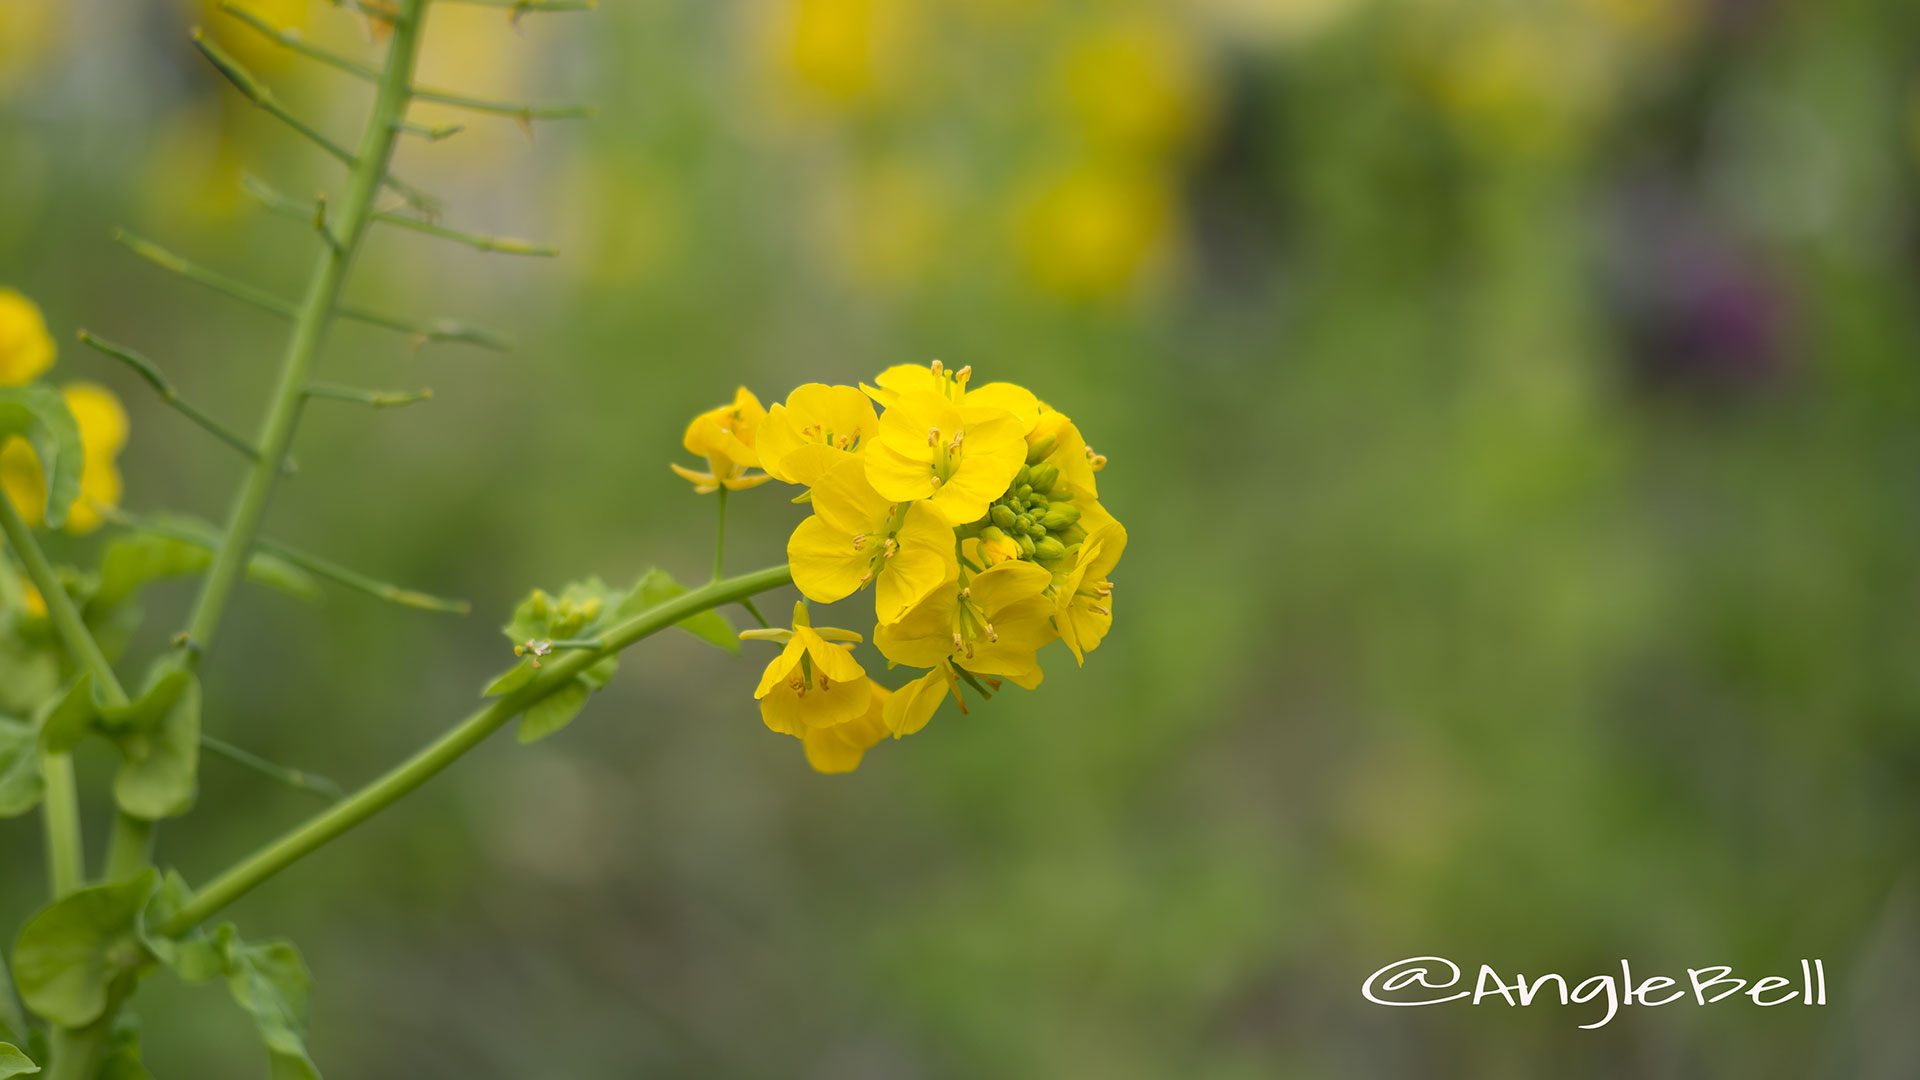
0,382,128,534
1057,16,1213,157
788,454,956,621
1012,162,1177,300
758,383,877,486
670,387,772,493
762,0,916,111
0,0,59,96
0,288,55,387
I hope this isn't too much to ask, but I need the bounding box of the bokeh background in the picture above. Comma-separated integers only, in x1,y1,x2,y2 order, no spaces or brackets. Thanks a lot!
5,0,1920,1075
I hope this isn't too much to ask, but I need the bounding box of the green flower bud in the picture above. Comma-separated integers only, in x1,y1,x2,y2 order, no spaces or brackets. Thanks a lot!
1017,484,1034,498
1041,505,1080,530
1024,521,1048,539
1015,514,1032,531
1025,436,1057,465
1017,533,1037,556
991,504,1017,530
1033,536,1067,562
1012,464,1033,488
1027,464,1060,492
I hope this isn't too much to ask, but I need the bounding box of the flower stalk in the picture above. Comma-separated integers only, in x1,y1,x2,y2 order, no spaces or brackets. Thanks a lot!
158,563,793,936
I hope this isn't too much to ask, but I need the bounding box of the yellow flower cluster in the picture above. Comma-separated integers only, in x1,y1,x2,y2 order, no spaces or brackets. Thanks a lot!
674,361,1125,773
0,289,126,534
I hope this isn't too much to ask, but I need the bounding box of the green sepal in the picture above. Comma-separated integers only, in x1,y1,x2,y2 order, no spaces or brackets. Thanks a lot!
0,1043,37,1078
517,677,590,744
481,658,537,698
0,716,41,818
624,568,737,653
0,386,83,529
10,870,160,1028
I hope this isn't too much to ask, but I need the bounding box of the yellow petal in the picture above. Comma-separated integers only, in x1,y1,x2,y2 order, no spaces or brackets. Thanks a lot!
0,289,55,388
874,586,959,668
874,501,957,622
969,560,1052,616
797,626,866,684
64,383,128,457
883,667,948,737
963,381,1041,434
803,683,890,772
966,595,1057,678
754,637,809,700
788,513,870,604
863,440,937,503
809,453,890,535
669,462,720,494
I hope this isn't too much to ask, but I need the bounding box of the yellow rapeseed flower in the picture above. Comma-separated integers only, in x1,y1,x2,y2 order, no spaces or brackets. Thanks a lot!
874,560,1057,682
670,386,772,494
750,605,872,735
864,389,1028,525
757,383,877,487
0,381,126,534
1052,520,1126,664
802,681,892,773
862,360,1041,434
0,288,55,387
787,454,956,622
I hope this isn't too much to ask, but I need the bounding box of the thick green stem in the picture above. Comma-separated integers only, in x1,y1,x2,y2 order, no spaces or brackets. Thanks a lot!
38,750,83,896
159,564,793,936
179,0,431,659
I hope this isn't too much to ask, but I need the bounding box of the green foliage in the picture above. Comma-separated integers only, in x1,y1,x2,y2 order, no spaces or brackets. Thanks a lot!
488,570,736,742
96,1022,154,1080
517,678,589,744
92,522,319,611
624,568,738,653
0,387,81,530
0,1043,38,1078
0,718,40,818
10,871,159,1028
99,671,202,821
146,874,321,1080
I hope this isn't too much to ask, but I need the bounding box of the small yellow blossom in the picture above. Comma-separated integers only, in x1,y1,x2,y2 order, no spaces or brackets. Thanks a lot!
1012,162,1178,301
875,560,1056,682
864,389,1028,525
863,360,1041,434
0,288,55,387
1057,16,1213,158
787,454,956,621
670,386,772,493
882,664,956,738
757,383,878,487
0,381,126,534
751,605,871,735
802,681,891,773
1052,520,1126,664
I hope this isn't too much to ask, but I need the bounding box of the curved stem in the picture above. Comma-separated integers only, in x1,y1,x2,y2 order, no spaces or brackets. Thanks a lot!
159,564,793,936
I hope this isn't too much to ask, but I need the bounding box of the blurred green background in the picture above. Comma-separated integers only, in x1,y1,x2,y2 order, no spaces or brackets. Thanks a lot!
6,0,1920,1075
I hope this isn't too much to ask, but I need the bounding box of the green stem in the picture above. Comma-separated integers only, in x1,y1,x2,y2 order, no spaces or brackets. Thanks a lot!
712,487,728,582
38,750,82,897
158,564,792,936
179,0,431,661
0,493,111,902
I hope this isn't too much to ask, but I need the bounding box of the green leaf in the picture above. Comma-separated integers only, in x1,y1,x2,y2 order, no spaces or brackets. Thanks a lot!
0,633,57,718
96,1021,154,1080
94,519,318,610
35,676,94,755
624,568,738,653
481,657,537,698
503,577,619,644
0,386,82,530
0,1043,37,1078
517,678,590,744
0,718,41,818
110,674,201,820
222,934,319,1080
10,870,159,1027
